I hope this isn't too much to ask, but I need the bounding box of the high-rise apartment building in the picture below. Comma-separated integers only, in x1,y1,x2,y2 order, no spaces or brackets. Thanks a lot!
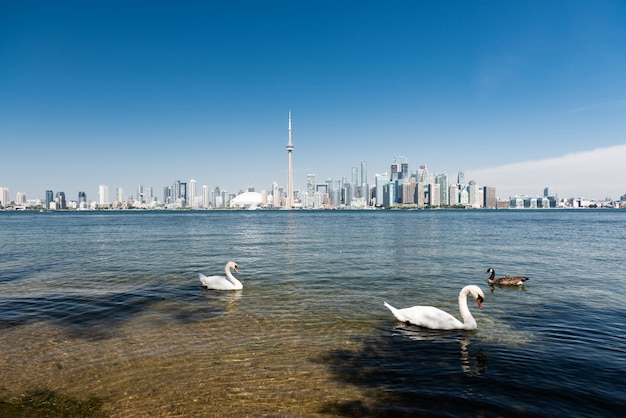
98,185,109,205
400,162,409,180
428,183,441,206
468,181,479,207
116,187,124,204
483,186,497,209
56,192,67,209
449,184,459,205
435,174,448,207
189,179,197,208
375,173,389,207
16,192,26,205
0,187,9,205
202,185,210,209
390,162,398,181
45,190,54,209
457,171,465,186
360,161,367,186
307,174,316,204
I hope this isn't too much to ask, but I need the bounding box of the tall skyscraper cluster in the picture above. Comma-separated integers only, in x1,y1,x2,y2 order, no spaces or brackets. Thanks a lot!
3,112,611,211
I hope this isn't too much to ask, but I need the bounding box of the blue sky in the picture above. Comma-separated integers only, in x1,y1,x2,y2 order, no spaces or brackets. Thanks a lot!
1,0,625,201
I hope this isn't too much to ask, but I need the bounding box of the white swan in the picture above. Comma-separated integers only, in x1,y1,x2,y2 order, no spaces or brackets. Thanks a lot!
199,261,242,290
384,285,485,330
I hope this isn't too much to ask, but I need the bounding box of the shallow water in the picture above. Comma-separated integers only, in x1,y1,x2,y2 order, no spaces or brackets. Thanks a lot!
1,210,625,416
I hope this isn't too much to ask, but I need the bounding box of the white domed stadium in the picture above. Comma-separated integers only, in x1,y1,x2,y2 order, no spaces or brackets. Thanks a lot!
230,191,263,209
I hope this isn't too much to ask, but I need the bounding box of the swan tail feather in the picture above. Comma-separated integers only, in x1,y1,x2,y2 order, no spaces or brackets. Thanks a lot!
384,302,406,322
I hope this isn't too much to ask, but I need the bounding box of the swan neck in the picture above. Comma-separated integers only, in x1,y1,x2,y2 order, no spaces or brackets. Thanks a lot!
458,289,477,329
225,265,242,287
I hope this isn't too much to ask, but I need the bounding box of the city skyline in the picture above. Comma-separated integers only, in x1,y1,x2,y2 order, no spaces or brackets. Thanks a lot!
1,1,625,201
1,149,621,209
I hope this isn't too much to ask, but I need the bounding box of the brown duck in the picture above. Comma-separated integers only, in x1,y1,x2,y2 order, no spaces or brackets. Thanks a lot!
486,268,529,285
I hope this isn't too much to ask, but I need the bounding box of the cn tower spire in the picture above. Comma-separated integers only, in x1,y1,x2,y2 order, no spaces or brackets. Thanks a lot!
286,111,294,209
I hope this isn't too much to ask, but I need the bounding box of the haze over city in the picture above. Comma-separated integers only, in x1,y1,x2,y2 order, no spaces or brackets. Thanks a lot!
1,1,625,201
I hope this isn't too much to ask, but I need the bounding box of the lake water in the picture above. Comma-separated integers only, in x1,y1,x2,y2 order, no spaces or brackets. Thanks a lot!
1,209,625,417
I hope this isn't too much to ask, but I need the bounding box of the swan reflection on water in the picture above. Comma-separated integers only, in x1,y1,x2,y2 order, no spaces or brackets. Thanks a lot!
392,325,488,377
201,287,242,313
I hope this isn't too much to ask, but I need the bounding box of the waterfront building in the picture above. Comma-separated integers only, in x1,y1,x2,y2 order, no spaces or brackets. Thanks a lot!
382,182,396,207
390,162,399,182
45,190,54,209
115,187,124,204
435,173,448,206
418,165,431,183
468,181,479,207
325,178,333,193
344,182,355,208
212,186,221,208
56,191,67,209
449,184,459,205
189,179,197,209
306,174,316,208
0,187,9,205
221,190,230,208
271,182,279,207
400,162,409,180
202,185,210,209
330,188,341,207
98,185,109,206
164,181,187,207
360,161,367,187
415,182,426,207
428,183,441,206
16,192,26,205
77,191,87,209
230,191,262,209
401,180,416,204
137,185,145,203
460,187,469,205
375,173,389,207
483,186,497,209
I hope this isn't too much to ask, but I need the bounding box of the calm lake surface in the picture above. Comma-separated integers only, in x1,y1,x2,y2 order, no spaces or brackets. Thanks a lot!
1,210,625,417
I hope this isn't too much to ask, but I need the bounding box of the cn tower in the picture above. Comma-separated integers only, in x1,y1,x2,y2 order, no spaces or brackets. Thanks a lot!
285,111,294,209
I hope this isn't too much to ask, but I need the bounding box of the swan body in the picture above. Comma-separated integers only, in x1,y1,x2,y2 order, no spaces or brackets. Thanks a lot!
486,268,528,286
384,285,485,330
199,261,242,290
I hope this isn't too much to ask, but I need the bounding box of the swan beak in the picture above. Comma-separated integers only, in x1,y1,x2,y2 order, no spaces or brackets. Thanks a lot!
234,266,239,273
476,296,484,309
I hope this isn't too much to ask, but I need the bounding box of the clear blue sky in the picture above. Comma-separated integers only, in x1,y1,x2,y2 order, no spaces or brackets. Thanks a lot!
2,0,625,201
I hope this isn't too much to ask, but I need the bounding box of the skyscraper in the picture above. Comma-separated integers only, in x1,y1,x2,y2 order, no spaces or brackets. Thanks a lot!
202,185,211,209
116,187,124,204
45,190,54,209
98,185,109,206
390,162,399,181
360,161,367,186
189,179,197,208
286,111,294,209
483,186,497,209
0,187,8,205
